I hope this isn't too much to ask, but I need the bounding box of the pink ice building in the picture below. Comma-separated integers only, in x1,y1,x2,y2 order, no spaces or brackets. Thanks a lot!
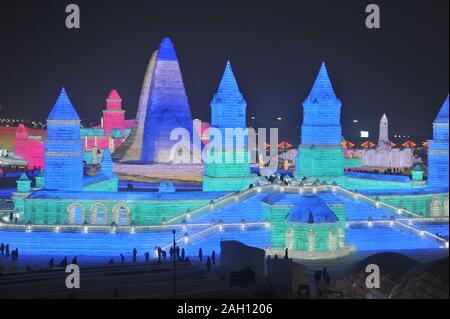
102,89,125,136
13,124,45,169
81,90,134,164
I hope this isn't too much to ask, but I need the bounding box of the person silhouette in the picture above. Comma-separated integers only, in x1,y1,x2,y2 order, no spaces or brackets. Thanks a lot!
0,243,4,256
198,248,203,263
211,250,216,264
284,248,289,259
325,272,331,287
181,248,185,261
60,256,68,268
206,257,211,272
266,256,271,277
132,248,137,263
176,245,180,261
157,247,162,262
120,253,125,264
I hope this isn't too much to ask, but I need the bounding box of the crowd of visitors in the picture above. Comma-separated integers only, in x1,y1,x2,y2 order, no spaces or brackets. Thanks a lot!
0,242,19,262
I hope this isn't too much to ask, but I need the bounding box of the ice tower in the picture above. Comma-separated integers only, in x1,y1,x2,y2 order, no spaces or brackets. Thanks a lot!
44,88,83,191
378,114,390,150
102,89,125,137
141,37,194,163
202,61,253,191
296,62,344,178
428,94,449,189
114,38,194,163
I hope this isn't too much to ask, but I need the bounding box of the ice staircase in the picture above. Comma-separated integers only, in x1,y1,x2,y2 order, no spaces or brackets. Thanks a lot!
346,225,442,250
336,194,395,221
157,188,272,254
189,193,267,224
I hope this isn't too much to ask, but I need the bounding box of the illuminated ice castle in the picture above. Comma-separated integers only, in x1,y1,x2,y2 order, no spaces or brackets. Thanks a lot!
1,52,448,259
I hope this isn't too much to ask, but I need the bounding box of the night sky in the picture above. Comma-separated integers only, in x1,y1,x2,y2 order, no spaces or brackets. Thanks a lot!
0,0,448,145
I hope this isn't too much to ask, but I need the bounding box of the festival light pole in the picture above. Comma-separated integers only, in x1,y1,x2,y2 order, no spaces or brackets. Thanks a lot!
172,229,176,298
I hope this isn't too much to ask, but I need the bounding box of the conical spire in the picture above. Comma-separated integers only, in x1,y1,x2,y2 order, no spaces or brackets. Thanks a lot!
18,173,30,181
107,89,121,100
106,89,122,110
378,113,390,150
15,124,28,139
157,37,177,61
101,149,114,177
213,61,245,104
306,62,339,104
434,94,449,123
48,88,80,121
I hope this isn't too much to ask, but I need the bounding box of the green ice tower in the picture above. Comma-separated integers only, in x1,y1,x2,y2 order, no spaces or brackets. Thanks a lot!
202,61,253,191
296,62,344,179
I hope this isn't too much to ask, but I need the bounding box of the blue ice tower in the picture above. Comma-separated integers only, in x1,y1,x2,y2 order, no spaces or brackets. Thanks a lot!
202,61,253,191
428,94,449,189
296,62,344,178
141,37,194,163
44,88,84,191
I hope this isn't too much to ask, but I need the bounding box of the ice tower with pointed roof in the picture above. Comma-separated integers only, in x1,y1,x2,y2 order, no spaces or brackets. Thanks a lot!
203,61,253,191
140,37,194,163
428,94,449,189
44,88,84,191
296,62,344,178
102,89,125,137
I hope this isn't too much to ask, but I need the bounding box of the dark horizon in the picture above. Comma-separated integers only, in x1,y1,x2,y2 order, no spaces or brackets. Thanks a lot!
0,0,448,144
